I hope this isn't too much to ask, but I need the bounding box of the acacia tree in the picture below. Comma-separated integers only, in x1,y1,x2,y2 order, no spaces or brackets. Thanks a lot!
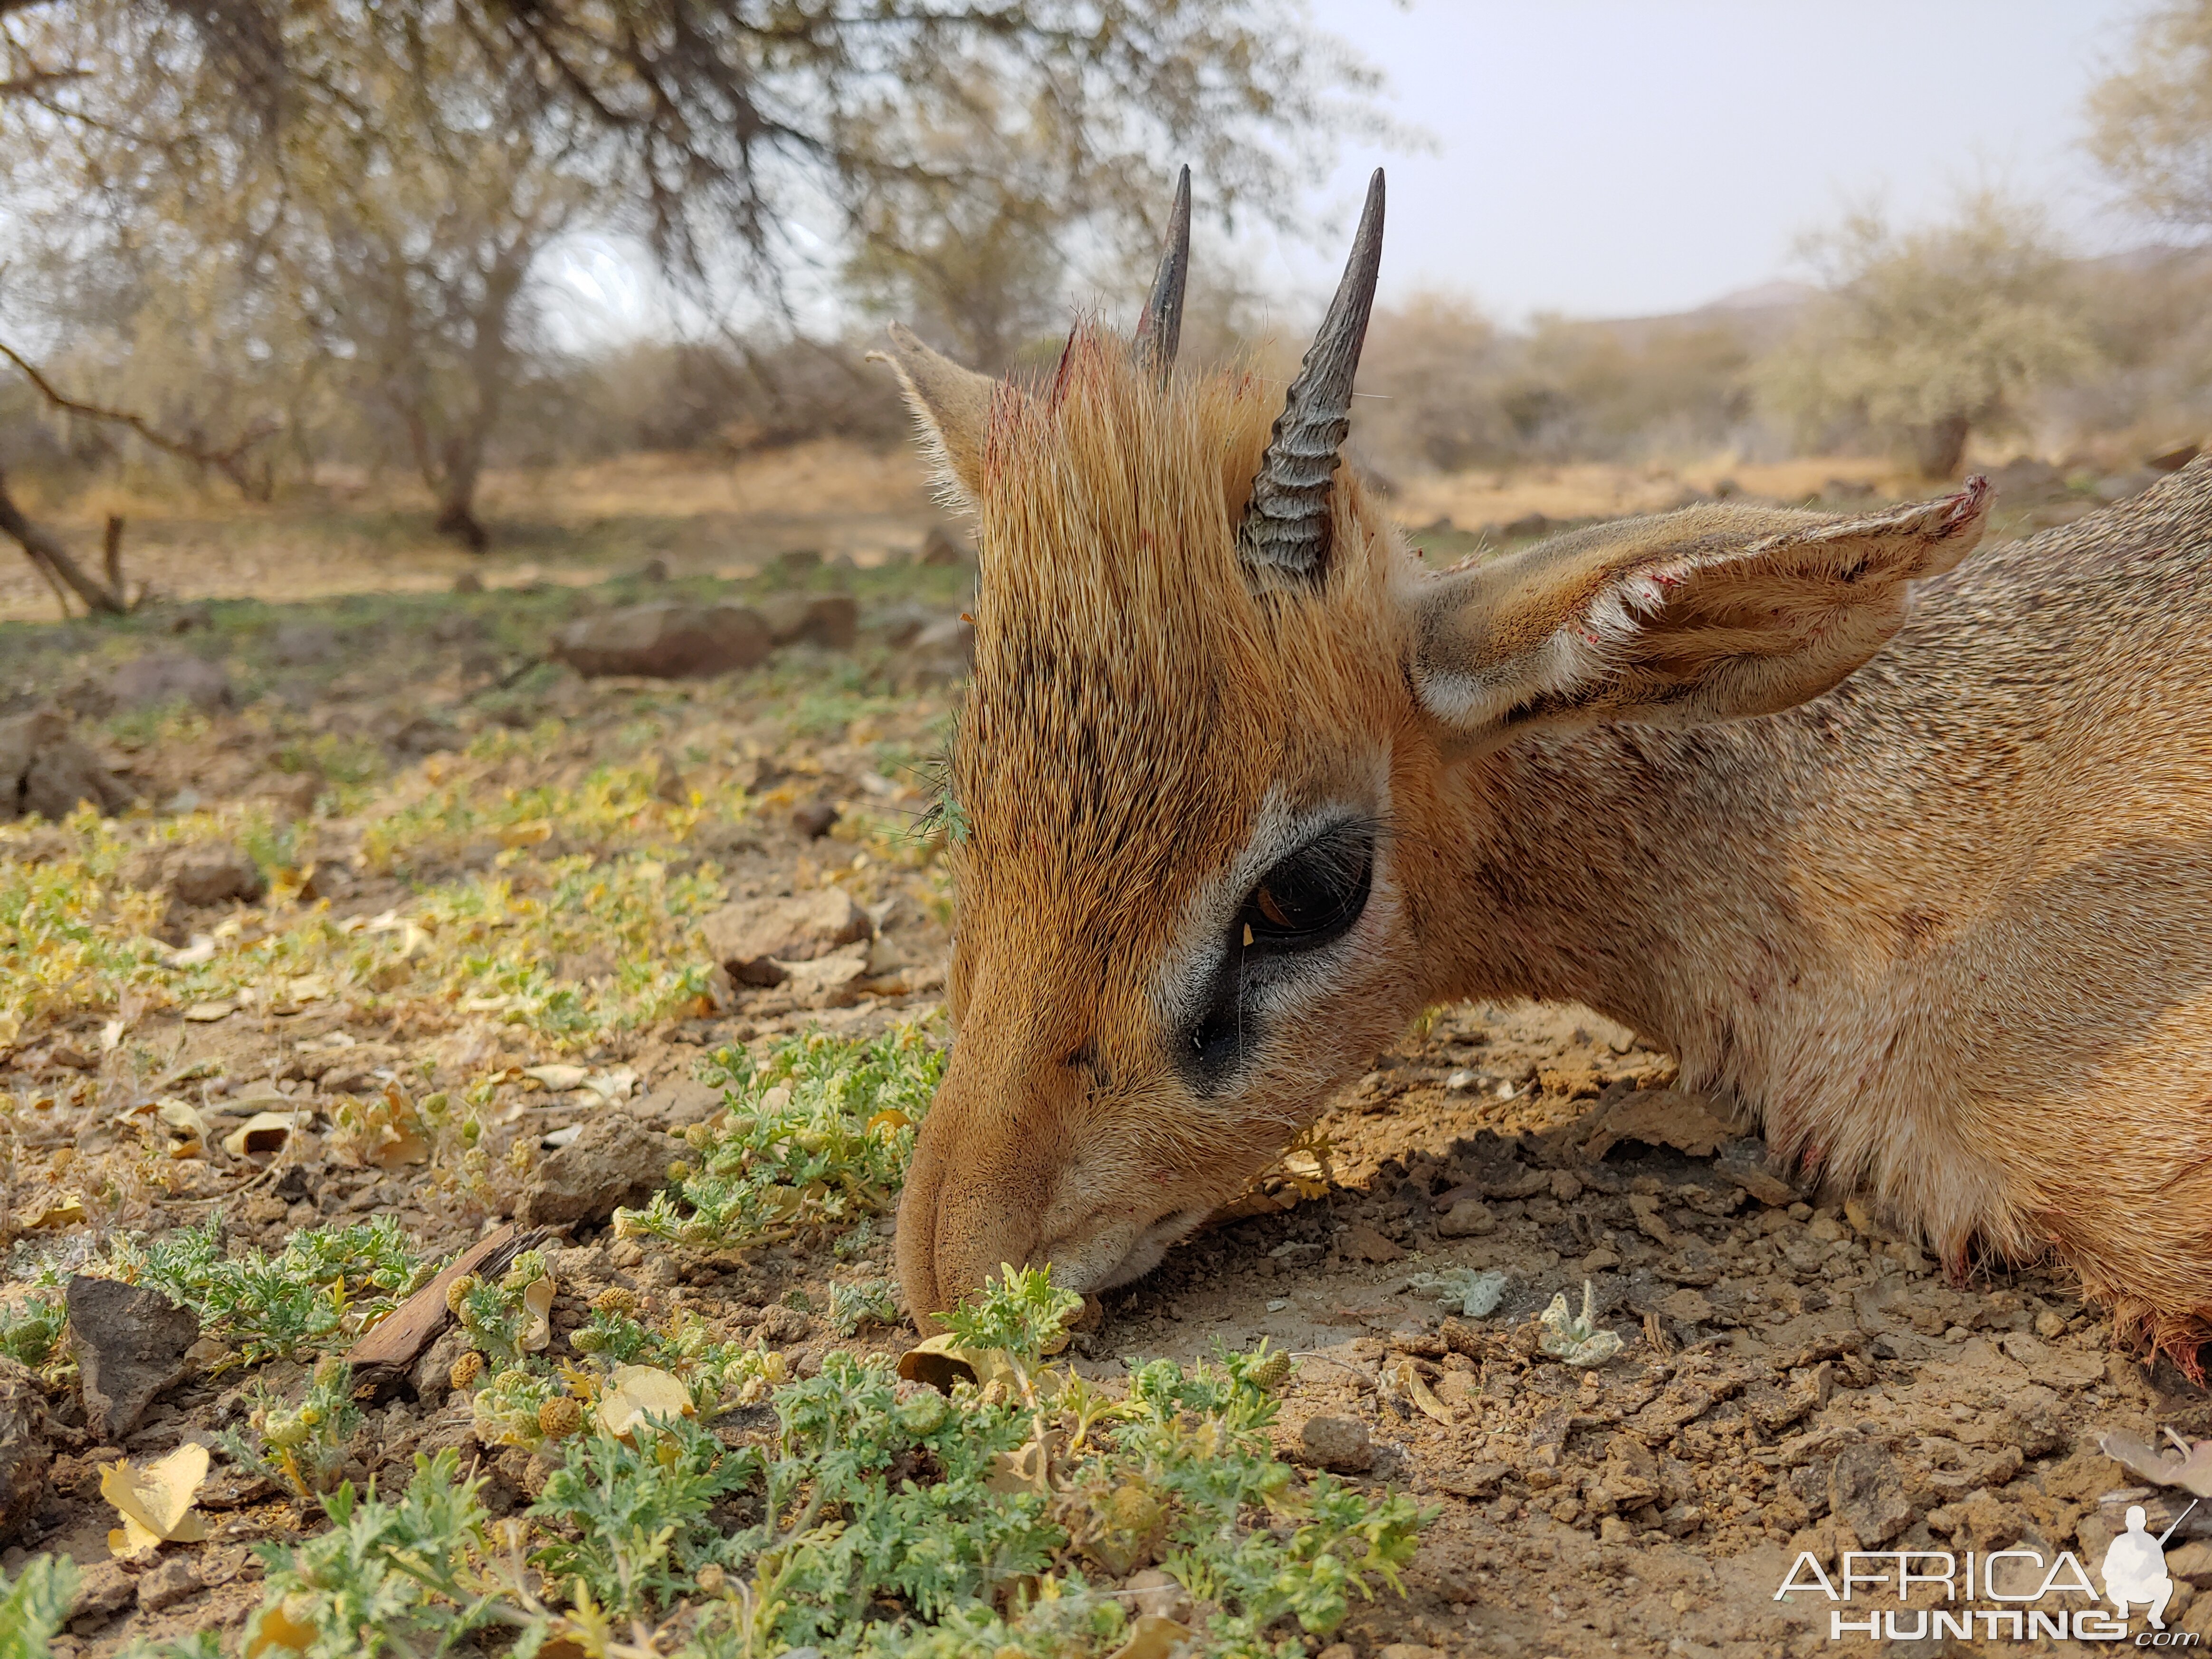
3,2,592,549
1757,194,2097,478
0,0,1378,548
2088,0,2212,234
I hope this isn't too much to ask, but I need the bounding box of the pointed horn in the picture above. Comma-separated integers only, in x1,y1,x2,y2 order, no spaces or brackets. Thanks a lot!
1132,166,1192,383
1237,168,1385,582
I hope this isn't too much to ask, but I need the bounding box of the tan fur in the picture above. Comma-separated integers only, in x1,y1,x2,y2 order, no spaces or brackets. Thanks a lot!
884,321,2212,1365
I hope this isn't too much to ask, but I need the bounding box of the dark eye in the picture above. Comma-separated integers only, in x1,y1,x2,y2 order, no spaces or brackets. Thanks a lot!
1237,829,1373,952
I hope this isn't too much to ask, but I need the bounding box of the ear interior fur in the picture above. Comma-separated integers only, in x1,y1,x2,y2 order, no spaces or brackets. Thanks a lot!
1415,477,1990,738
870,321,1000,510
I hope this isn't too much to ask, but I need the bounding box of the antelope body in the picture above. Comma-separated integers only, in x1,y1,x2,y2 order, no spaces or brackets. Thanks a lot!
882,171,2212,1360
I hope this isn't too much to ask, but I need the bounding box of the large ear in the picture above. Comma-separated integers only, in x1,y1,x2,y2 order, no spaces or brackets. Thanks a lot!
1413,478,1990,738
870,321,996,508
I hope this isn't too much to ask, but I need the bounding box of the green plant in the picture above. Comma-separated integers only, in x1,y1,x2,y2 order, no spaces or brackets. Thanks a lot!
235,1267,1428,1659
567,1306,789,1414
448,1248,553,1367
828,1279,901,1337
0,1295,67,1372
225,1358,365,1501
614,1025,944,1249
529,1418,755,1622
105,1217,428,1365
243,1452,538,1659
469,1365,568,1450
0,1555,78,1659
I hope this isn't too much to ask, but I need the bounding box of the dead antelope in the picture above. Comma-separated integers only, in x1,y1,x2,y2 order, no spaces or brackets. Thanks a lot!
880,168,2212,1362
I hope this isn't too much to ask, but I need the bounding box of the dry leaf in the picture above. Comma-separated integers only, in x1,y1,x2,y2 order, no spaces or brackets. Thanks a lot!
244,1593,319,1659
223,1111,306,1158
1105,1615,1192,1659
156,1100,208,1159
499,819,553,847
2100,1428,2212,1498
182,1001,235,1023
985,1430,1061,1495
519,1274,555,1353
20,1193,86,1229
523,1064,589,1092
1387,1356,1455,1424
167,935,218,967
896,1334,1020,1395
579,1068,637,1105
597,1365,693,1439
100,1018,126,1052
103,1442,210,1558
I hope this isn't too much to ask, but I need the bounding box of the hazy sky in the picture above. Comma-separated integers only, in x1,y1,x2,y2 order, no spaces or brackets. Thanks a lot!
543,0,2165,342
1279,0,2156,320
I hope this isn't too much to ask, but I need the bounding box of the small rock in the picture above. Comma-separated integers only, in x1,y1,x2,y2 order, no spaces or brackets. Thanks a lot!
550,602,772,679
871,602,936,647
759,1306,811,1344
1125,1567,1188,1622
166,843,267,907
791,801,839,840
1338,1223,1405,1264
2092,469,2160,504
918,525,971,567
2147,442,2200,474
259,772,323,819
67,1277,199,1442
1500,511,1551,540
107,653,233,713
1301,1415,1373,1473
2168,1538,2212,1586
651,752,687,805
515,1116,679,1229
136,1556,200,1613
1829,1441,1914,1546
910,615,975,672
269,623,337,666
756,593,859,650
1436,1199,1497,1239
69,1560,136,1622
776,548,823,574
1714,1137,1799,1207
629,1079,725,1130
409,1325,475,1408
0,1359,50,1544
0,708,134,823
701,890,872,986
780,941,873,1007
452,570,484,594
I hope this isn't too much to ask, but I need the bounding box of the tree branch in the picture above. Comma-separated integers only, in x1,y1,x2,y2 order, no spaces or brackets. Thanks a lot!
0,336,276,496
0,465,128,614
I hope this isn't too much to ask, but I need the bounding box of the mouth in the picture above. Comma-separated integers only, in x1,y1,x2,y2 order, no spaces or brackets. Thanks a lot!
1048,1205,1210,1295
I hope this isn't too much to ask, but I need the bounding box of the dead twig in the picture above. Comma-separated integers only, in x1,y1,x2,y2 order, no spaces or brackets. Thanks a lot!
0,464,128,614
0,336,278,497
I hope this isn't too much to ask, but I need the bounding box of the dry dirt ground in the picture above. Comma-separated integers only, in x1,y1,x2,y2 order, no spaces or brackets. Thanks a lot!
0,477,2206,1659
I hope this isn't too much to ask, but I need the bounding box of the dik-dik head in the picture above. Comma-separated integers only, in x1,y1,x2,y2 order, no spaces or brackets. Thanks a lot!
885,169,1989,1327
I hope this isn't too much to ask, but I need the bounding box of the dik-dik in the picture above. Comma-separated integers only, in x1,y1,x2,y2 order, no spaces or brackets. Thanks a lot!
881,169,2212,1362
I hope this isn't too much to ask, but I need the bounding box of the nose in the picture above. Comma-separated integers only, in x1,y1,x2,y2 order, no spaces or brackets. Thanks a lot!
894,1050,1064,1330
